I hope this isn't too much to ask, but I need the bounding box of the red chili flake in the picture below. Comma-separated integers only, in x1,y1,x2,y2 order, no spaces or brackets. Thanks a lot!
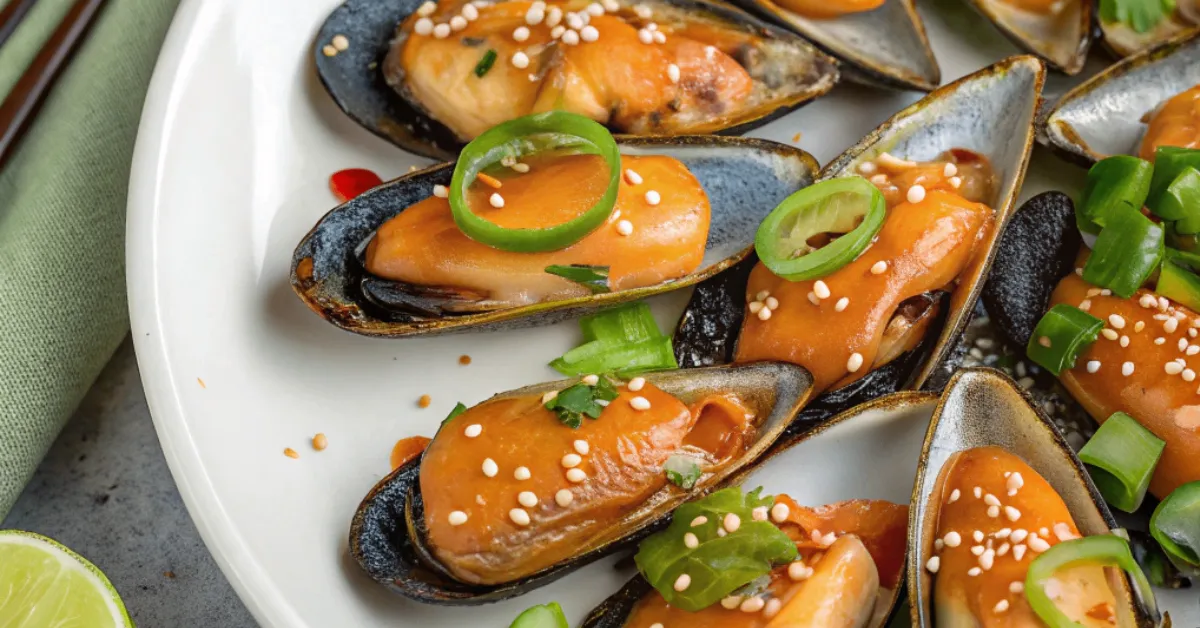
330,168,383,203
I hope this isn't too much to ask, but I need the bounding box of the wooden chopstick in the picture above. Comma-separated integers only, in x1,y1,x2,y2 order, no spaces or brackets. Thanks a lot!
0,0,40,49
0,0,108,170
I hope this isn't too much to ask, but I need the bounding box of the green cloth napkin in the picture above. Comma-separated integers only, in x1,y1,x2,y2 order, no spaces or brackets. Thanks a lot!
0,0,180,519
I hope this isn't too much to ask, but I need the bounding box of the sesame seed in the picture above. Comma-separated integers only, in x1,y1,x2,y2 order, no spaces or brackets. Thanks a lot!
637,28,653,43
808,292,820,305
514,466,531,480
984,493,1001,507
482,458,498,477
330,35,351,52
994,600,1010,613
971,545,985,556
623,169,643,185
652,30,665,43
634,2,652,16
1013,544,1027,560
974,487,983,499
1122,362,1135,376
755,290,770,301
748,301,764,314
1007,472,1024,493
513,162,529,173
771,502,789,522
858,161,878,174
1166,318,1180,333
813,280,831,299
464,424,482,438
1028,536,1051,552
926,556,941,573
542,390,558,403
417,1,437,15
414,17,435,35
587,2,605,14
546,5,563,25
752,506,768,521
582,374,599,386
1053,522,1076,541
581,25,599,41
518,491,538,508
968,567,981,576
757,307,772,321
1040,528,1050,537
450,15,468,30
906,185,926,203
724,513,741,533
763,598,782,619
740,596,765,612
1086,360,1101,373
1039,336,1052,347
650,624,663,628
645,190,661,205
949,489,961,503
603,0,619,11
449,511,468,525
615,219,634,236
949,176,963,189
574,440,590,455
997,543,1011,556
870,174,888,185
511,50,531,69
1010,581,1024,593
944,163,958,177
684,532,699,548
555,489,573,506
691,516,708,527
433,184,449,198
628,377,646,391
1005,506,1021,521
488,192,505,208
944,531,962,547
673,573,692,591
1156,337,1167,345
561,453,582,468
980,548,996,570
1181,338,1190,351
787,561,810,580
1101,329,1119,341
847,352,864,373
829,296,849,312
765,296,780,310
566,468,587,483
820,532,836,547
721,596,742,609
551,25,565,38
463,3,480,19
987,505,1000,518
1167,361,1184,375
509,508,531,526
1184,369,1196,382
561,29,580,44
1079,299,1092,311
566,12,584,28
1109,314,1126,329
1010,529,1028,543
666,63,681,83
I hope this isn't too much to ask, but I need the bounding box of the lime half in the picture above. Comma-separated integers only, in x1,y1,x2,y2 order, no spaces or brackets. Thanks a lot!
0,530,133,627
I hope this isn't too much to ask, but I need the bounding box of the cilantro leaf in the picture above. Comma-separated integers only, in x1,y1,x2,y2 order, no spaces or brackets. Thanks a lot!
635,487,797,612
544,376,619,428
545,265,611,294
1100,0,1174,32
664,454,703,490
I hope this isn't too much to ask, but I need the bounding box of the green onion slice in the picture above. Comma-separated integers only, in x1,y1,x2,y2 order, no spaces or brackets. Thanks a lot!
1152,167,1200,230
1025,304,1104,376
755,176,886,282
550,302,677,376
508,602,569,628
1025,535,1155,628
1151,481,1200,569
1149,146,1200,212
1081,155,1153,230
1082,204,1164,298
1078,412,1165,513
1157,256,1200,312
1098,0,1175,32
441,402,468,426
450,111,620,253
545,264,610,294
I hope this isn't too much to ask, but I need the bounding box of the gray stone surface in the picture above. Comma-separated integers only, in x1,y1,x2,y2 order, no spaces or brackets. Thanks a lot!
1,338,255,627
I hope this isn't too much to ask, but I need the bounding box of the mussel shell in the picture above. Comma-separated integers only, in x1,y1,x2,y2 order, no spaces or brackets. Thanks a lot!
1099,15,1199,59
723,0,940,91
907,368,1163,627
348,362,814,604
671,55,1045,429
314,0,839,160
963,0,1092,74
1042,29,1200,167
581,390,940,627
292,136,818,338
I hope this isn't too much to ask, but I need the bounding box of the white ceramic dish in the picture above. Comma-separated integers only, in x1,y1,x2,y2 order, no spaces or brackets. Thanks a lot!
125,0,1198,625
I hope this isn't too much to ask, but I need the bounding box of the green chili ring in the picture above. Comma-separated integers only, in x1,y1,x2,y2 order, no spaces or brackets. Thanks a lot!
449,111,621,253
754,176,886,282
1025,535,1156,628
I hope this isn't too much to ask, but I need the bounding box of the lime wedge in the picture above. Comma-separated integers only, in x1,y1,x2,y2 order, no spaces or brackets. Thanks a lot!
0,530,133,627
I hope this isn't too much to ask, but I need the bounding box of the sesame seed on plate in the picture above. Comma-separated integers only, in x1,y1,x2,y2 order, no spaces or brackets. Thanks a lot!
566,468,587,483
1166,318,1180,333
971,545,985,556
980,548,995,570
464,424,482,438
748,301,764,314
1038,336,1052,348
858,161,877,174
1120,335,1130,347
518,491,538,507
574,440,590,455
1101,328,1118,341
740,596,765,612
1122,362,1135,376
1005,506,1021,521
996,528,1011,538
987,505,1000,518
1167,361,1184,375
1155,337,1166,345
944,531,962,547
1010,529,1028,543
603,0,619,11
765,296,779,310
771,502,789,522
561,453,582,468
616,219,634,236
450,15,468,30
332,34,351,51
1079,299,1091,311
561,29,580,45
807,292,820,306
1013,544,1027,560
1053,522,1076,541
906,185,926,203
721,596,742,609
788,561,810,580
847,352,864,373
482,458,499,477
1184,369,1196,382
674,573,692,591
1028,536,1050,552
684,532,699,548
724,513,741,533
926,556,941,573
433,184,449,198
514,466,531,480
414,18,435,35
813,280,831,299
624,169,643,185
645,190,661,205
628,377,646,391
691,516,708,527
973,487,983,499
551,25,565,38
1109,314,1126,329
546,5,563,25
755,290,770,301
757,307,772,321
489,192,505,208
835,297,849,312
764,598,782,619
949,176,962,189
870,261,888,275
555,489,573,506
587,2,605,15
566,12,584,28
1086,360,1101,373
1007,472,1024,492
984,493,1001,506
448,511,469,525
630,396,651,410
509,508,531,526
581,25,599,41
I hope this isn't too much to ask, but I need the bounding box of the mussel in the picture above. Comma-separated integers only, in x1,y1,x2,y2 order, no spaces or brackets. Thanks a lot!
314,0,839,160
292,136,817,338
722,0,940,91
582,390,939,627
964,0,1092,74
1042,29,1200,166
908,368,1163,627
1098,2,1199,58
348,362,813,604
673,55,1045,435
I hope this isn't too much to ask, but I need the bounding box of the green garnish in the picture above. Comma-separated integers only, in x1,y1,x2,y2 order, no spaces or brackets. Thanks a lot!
1025,535,1153,628
1150,481,1200,569
635,487,797,612
441,402,468,425
1149,147,1200,211
1081,203,1164,298
544,376,619,428
1157,255,1200,312
545,264,611,294
550,302,677,376
1151,168,1200,232
664,454,703,489
1079,156,1153,233
1025,304,1104,376
1077,412,1165,512
474,49,498,77
508,601,569,628
1099,0,1175,32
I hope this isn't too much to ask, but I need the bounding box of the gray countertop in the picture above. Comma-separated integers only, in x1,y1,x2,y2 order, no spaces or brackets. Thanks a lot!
1,338,255,627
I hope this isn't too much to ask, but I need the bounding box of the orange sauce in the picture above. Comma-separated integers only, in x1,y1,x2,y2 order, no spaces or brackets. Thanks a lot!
928,447,1116,627
999,0,1064,14
1139,84,1200,160
365,153,710,307
390,436,431,470
772,0,885,19
1049,273,1200,498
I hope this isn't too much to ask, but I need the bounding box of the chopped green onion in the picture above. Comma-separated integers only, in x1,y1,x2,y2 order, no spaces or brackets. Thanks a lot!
474,49,498,77
450,112,620,252
664,454,703,489
1149,146,1200,211
550,302,677,376
1026,305,1104,376
508,601,569,628
1157,258,1200,312
1080,156,1153,231
1151,481,1200,569
1078,412,1165,512
441,402,468,426
545,264,610,294
1082,204,1164,298
544,376,619,428
1151,167,1200,231
1099,0,1176,32
635,487,797,612
755,176,886,281
1025,535,1154,628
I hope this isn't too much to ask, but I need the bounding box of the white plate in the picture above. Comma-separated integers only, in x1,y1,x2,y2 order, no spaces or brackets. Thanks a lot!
125,1,1198,626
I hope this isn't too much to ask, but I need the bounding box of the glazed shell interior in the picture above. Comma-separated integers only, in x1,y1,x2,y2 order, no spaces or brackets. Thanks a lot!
291,136,818,338
966,0,1091,74
1042,29,1200,166
907,368,1162,627
727,0,940,91
581,390,939,628
349,361,814,605
314,0,839,160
